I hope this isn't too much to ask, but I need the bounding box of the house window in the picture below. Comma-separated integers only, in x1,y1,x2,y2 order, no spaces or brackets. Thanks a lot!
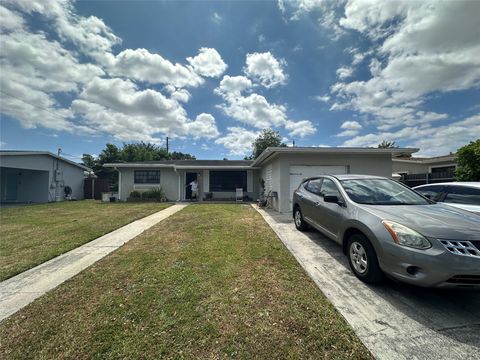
210,171,247,192
431,166,455,173
134,170,160,184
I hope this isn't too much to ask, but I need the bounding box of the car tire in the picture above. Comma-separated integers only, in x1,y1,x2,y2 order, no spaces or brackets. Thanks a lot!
347,233,384,284
293,207,309,231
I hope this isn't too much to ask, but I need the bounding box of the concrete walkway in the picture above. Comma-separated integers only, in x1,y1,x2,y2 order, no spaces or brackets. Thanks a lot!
254,205,480,360
0,204,187,322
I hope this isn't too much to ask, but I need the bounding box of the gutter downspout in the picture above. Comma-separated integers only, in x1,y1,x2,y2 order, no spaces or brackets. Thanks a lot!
173,166,181,201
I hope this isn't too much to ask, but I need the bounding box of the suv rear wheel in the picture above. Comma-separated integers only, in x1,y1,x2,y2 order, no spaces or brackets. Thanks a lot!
347,233,384,284
293,206,309,231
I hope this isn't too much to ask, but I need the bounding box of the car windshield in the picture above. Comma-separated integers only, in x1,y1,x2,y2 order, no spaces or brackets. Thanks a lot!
340,179,431,205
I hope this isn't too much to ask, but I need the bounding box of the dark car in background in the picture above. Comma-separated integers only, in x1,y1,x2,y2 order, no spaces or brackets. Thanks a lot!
413,182,480,215
292,175,480,288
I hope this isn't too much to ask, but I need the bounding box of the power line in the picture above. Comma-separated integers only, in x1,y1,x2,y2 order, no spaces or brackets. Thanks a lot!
0,89,70,121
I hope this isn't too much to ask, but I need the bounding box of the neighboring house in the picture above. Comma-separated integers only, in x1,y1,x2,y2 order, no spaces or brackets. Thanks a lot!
106,147,416,213
393,154,457,187
0,151,90,204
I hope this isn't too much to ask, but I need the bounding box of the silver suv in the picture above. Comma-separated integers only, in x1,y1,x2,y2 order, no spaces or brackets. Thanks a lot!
292,174,480,288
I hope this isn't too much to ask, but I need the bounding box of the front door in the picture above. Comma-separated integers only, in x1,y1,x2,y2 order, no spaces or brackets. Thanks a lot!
185,172,197,200
5,171,18,201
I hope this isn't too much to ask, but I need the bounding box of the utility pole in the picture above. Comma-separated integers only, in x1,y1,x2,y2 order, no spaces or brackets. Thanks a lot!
166,137,169,153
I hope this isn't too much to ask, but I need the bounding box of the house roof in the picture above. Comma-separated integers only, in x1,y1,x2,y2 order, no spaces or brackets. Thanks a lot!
392,154,456,164
104,147,419,170
104,159,255,170
0,150,92,171
250,147,419,167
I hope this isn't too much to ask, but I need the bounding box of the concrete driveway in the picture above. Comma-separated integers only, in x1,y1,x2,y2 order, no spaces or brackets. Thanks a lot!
255,206,480,360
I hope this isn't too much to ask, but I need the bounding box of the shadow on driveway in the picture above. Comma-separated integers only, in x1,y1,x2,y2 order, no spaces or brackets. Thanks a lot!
304,229,480,347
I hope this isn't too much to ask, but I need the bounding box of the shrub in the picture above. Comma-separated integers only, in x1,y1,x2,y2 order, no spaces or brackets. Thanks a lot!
142,187,165,199
129,190,142,198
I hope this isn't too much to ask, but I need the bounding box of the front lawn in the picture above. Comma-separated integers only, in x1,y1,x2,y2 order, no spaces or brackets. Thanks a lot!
0,200,170,281
0,204,370,359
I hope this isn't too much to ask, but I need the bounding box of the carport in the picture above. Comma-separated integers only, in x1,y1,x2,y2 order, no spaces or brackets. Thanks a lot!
0,167,50,203
0,151,90,204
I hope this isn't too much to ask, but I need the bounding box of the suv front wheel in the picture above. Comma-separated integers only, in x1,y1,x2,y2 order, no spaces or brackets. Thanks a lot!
347,233,384,284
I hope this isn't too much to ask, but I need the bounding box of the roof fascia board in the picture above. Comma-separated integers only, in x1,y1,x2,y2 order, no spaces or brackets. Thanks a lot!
105,163,260,170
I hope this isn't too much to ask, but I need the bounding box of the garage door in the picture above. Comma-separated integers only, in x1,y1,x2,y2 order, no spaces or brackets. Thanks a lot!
289,165,347,209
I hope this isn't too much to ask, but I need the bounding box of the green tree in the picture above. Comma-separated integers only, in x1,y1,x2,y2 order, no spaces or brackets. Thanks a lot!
82,142,196,188
455,139,480,181
247,129,287,160
81,154,97,170
377,140,398,148
169,151,196,160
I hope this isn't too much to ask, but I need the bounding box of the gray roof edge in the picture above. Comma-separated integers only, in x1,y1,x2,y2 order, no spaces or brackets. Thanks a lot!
0,150,91,171
251,147,419,167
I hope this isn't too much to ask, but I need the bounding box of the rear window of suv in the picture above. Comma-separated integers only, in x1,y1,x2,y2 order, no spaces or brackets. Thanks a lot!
414,185,445,201
444,186,480,205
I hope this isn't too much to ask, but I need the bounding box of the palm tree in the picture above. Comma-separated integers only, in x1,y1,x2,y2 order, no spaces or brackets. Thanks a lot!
378,140,398,148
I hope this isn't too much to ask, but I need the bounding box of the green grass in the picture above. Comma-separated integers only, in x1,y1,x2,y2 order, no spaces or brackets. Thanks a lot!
0,204,371,359
0,200,170,281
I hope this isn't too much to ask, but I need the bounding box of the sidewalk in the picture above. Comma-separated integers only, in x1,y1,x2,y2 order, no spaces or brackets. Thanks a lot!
0,204,188,322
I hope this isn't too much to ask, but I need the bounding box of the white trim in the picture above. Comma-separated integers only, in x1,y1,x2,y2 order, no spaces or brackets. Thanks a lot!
247,170,253,192
118,169,122,201
203,170,209,193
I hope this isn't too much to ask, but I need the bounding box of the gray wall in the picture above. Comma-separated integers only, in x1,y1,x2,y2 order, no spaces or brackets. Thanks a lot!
261,153,393,213
119,167,180,201
0,154,85,202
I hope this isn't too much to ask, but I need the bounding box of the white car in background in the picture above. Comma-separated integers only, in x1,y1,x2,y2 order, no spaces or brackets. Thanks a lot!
413,182,480,215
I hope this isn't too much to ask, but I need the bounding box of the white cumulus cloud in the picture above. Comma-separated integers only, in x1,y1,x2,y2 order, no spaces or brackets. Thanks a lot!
215,127,259,156
186,47,228,78
244,52,287,88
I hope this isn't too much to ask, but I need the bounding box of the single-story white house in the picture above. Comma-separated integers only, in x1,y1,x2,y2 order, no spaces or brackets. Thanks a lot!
393,154,456,175
393,154,457,186
105,147,417,213
0,151,91,203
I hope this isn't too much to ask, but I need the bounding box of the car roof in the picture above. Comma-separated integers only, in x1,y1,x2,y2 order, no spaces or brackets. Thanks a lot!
414,182,480,189
303,174,387,181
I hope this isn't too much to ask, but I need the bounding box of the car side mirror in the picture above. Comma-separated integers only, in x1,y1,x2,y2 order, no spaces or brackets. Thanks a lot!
324,194,344,206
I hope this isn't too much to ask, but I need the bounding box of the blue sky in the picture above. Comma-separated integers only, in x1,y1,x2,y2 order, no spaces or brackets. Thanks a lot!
1,0,479,162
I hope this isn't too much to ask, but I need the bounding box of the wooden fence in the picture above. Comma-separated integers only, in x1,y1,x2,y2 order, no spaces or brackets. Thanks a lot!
84,178,110,200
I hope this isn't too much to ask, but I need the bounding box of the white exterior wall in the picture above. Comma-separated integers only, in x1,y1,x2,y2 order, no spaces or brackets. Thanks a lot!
0,154,85,202
261,153,392,213
119,167,180,201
